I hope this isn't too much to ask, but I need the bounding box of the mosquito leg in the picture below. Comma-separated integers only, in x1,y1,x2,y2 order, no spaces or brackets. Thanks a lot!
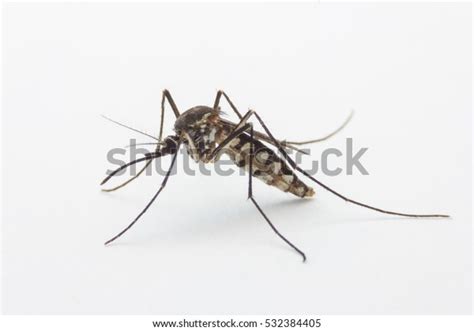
282,110,354,146
213,91,350,152
208,123,251,162
102,90,181,193
104,143,181,245
207,110,307,259
213,90,244,120
211,92,301,153
212,92,314,154
100,153,158,186
206,110,255,162
246,124,307,261
208,109,303,162
102,160,153,192
160,89,181,142
248,111,449,218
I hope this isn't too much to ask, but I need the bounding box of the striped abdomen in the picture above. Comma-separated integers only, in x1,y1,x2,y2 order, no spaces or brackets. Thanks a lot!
223,133,314,198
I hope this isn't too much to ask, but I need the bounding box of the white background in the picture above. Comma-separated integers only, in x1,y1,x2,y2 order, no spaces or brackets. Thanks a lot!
2,2,471,314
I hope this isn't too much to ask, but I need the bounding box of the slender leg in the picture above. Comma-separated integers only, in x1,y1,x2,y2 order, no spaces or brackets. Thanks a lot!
207,110,255,161
207,123,252,162
247,111,449,218
282,110,354,146
212,90,302,152
160,89,180,141
208,108,302,162
100,153,158,186
213,91,301,153
104,142,181,245
247,123,307,262
212,91,351,150
102,160,153,192
213,90,244,120
214,108,300,168
213,107,447,218
206,114,307,260
102,90,181,192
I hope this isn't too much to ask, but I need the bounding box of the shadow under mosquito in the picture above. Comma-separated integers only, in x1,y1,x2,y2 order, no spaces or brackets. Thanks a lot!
103,199,292,246
255,197,375,226
102,187,441,253
104,197,354,249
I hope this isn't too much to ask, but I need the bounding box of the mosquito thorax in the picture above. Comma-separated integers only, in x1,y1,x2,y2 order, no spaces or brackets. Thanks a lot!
174,106,223,162
173,106,219,131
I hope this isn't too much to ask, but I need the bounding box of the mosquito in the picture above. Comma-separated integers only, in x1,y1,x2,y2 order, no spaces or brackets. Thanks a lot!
101,90,449,261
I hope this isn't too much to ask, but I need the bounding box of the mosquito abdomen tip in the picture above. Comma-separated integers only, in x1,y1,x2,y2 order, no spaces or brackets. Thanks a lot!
305,188,315,198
